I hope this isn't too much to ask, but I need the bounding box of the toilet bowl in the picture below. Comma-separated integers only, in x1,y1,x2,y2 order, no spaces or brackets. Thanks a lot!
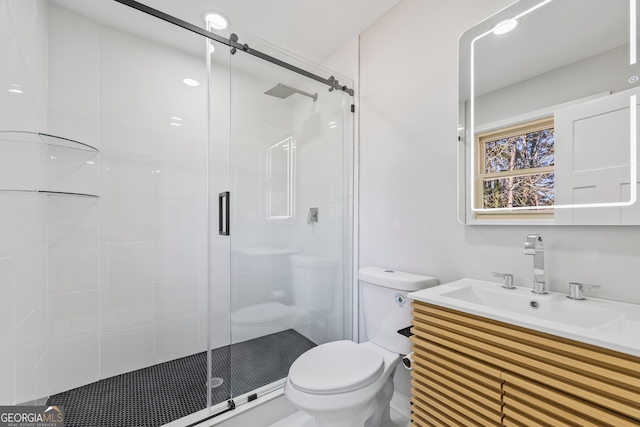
281,267,438,427
284,341,400,427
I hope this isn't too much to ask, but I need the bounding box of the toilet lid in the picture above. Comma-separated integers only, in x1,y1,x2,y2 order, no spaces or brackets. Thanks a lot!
231,302,291,325
288,341,384,395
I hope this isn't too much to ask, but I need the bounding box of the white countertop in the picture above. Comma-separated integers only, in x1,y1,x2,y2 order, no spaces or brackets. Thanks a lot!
408,278,640,358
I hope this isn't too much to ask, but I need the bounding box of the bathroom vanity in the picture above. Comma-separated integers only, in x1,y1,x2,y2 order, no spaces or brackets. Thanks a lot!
408,280,640,426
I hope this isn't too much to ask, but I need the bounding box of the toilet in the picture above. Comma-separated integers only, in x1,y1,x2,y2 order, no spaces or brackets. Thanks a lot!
279,267,438,427
231,254,333,343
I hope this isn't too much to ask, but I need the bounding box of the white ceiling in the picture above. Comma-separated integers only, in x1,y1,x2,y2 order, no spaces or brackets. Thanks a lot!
128,0,400,65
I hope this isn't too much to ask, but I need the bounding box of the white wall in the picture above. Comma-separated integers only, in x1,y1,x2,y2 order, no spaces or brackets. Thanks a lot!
358,0,640,399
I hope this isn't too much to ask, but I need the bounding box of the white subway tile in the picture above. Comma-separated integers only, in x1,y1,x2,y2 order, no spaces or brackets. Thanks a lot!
48,334,99,395
0,340,14,404
48,290,99,342
99,62,152,156
154,316,199,364
154,278,198,321
14,344,35,404
14,0,36,74
47,197,99,294
0,299,14,344
151,44,205,125
153,200,198,282
199,310,230,352
100,325,154,379
47,5,98,103
152,117,199,164
99,153,153,242
34,347,49,401
0,256,14,300
100,242,154,332
46,93,99,148
33,296,46,361
152,161,198,202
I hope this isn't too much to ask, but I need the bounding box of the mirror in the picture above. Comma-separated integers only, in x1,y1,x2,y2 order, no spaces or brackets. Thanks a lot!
458,0,640,225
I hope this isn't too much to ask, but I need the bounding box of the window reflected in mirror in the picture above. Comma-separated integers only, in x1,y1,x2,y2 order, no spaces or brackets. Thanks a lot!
476,118,555,219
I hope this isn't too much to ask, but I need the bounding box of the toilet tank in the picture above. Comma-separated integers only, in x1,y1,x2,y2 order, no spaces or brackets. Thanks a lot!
360,267,438,355
290,255,333,312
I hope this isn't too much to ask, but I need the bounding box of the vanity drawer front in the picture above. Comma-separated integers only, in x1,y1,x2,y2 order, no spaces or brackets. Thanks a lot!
411,301,640,422
502,372,640,427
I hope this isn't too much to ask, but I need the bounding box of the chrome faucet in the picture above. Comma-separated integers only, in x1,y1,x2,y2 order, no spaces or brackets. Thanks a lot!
524,234,546,294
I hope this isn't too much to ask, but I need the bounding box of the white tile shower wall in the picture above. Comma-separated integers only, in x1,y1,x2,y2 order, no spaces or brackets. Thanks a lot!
0,0,49,405
357,0,640,400
47,3,98,147
44,4,215,391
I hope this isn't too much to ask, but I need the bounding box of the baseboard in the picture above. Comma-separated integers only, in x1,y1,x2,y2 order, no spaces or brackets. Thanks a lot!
170,388,412,427
390,391,411,419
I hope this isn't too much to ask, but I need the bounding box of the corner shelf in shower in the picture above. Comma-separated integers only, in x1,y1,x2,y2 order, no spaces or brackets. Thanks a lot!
0,130,99,153
0,131,100,199
0,189,99,199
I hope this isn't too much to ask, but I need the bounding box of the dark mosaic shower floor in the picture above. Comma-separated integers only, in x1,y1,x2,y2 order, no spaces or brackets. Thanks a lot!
47,329,316,427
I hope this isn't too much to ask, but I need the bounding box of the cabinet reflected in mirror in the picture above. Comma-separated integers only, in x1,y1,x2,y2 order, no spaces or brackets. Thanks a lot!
458,0,640,225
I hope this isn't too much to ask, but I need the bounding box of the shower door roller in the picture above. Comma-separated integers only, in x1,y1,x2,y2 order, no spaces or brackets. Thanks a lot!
219,191,230,236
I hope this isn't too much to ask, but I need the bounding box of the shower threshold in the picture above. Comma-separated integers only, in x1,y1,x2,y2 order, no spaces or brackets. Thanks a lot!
46,329,315,427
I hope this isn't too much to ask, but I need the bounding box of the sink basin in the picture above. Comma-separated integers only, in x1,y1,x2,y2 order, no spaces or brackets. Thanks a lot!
408,278,640,357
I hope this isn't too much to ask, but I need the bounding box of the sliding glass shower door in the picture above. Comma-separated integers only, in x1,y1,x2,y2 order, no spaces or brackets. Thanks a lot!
217,32,355,406
2,0,353,422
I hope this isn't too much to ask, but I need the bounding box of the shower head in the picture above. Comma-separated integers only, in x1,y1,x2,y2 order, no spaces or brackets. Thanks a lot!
264,83,318,102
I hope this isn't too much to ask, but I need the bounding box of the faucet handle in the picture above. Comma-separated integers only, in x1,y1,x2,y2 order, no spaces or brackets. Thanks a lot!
492,272,515,289
567,282,600,300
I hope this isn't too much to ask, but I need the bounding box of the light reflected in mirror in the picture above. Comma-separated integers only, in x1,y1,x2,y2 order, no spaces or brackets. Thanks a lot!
267,136,295,219
458,0,640,225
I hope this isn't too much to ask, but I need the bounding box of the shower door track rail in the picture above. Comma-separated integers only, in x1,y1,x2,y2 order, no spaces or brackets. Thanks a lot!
114,0,355,96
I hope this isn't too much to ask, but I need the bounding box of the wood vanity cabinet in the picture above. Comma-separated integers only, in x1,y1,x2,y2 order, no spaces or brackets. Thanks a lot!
409,301,640,427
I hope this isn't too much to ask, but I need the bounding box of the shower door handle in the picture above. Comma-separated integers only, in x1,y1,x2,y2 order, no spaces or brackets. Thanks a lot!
219,191,230,236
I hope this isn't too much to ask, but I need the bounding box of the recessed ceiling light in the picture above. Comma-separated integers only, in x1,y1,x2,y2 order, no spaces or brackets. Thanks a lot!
183,78,200,87
203,12,229,30
492,19,518,35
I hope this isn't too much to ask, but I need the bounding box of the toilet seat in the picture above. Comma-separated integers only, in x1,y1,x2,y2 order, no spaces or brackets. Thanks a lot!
288,341,384,395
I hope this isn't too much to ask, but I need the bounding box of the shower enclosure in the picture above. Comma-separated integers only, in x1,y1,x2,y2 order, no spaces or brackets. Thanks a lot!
0,0,354,425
